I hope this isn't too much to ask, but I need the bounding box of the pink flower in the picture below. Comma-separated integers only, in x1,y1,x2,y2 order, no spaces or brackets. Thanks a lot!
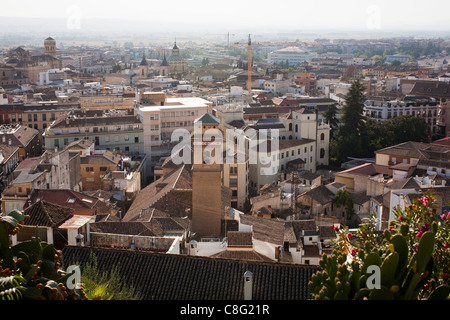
444,243,449,250
333,226,340,232
441,213,447,221
419,196,429,206
347,233,353,238
351,248,358,257
443,273,449,281
416,231,424,239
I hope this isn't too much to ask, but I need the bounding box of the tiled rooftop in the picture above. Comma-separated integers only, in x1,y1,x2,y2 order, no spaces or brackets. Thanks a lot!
62,246,318,300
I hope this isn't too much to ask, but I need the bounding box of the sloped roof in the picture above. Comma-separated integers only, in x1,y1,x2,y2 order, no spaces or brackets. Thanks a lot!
124,165,192,221
26,189,100,211
24,200,74,228
90,221,159,236
210,249,274,262
299,185,334,205
160,54,169,67
62,246,318,300
194,112,220,124
139,54,148,66
409,81,450,98
239,214,284,246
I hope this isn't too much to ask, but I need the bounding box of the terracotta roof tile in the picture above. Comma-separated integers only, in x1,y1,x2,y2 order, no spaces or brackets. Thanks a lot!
62,246,319,300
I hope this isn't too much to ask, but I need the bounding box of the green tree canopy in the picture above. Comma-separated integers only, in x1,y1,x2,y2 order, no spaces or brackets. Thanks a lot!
340,80,367,137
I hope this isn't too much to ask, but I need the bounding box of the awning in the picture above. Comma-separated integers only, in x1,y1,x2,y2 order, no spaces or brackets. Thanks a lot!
58,215,92,229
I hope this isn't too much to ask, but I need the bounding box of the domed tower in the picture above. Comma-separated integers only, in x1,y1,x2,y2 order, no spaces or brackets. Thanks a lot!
160,52,170,77
138,53,149,79
167,40,187,77
44,37,57,58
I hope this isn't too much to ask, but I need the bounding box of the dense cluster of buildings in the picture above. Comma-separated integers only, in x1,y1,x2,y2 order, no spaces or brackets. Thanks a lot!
1,35,450,300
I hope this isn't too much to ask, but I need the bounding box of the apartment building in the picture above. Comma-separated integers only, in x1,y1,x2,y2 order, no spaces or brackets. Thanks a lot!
364,96,440,134
267,47,317,66
1,147,81,213
0,102,81,132
0,124,42,160
134,91,212,158
44,110,144,154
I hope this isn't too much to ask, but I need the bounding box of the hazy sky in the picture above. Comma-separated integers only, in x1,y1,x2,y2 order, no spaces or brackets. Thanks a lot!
1,0,450,34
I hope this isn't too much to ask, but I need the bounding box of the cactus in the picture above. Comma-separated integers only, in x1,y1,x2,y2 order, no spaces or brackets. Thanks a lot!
309,192,450,300
0,210,88,300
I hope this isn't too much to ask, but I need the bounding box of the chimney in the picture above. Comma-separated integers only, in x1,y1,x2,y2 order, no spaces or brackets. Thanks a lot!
275,246,281,262
75,234,84,247
189,240,197,256
243,271,253,300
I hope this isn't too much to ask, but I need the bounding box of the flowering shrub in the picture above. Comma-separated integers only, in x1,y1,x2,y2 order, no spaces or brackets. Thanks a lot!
308,192,450,300
0,210,88,300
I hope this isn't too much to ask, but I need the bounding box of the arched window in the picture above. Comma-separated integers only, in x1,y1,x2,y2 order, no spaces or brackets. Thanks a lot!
295,124,298,132
289,123,292,131
289,135,292,140
320,133,325,141
320,148,325,159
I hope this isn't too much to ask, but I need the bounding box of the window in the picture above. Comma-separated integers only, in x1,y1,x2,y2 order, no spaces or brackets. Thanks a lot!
33,114,38,122
320,133,325,141
320,148,325,159
135,137,139,143
99,167,107,172
42,114,47,121
124,135,129,141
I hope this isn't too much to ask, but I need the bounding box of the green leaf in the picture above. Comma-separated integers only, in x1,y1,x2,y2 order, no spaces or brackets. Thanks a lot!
380,252,399,288
404,273,422,300
354,288,370,300
16,251,31,276
362,252,381,274
417,231,434,274
11,239,42,263
21,286,42,300
333,291,347,300
24,266,39,282
427,285,450,300
391,234,408,268
40,244,56,278
368,286,395,300
0,216,18,228
7,210,26,222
